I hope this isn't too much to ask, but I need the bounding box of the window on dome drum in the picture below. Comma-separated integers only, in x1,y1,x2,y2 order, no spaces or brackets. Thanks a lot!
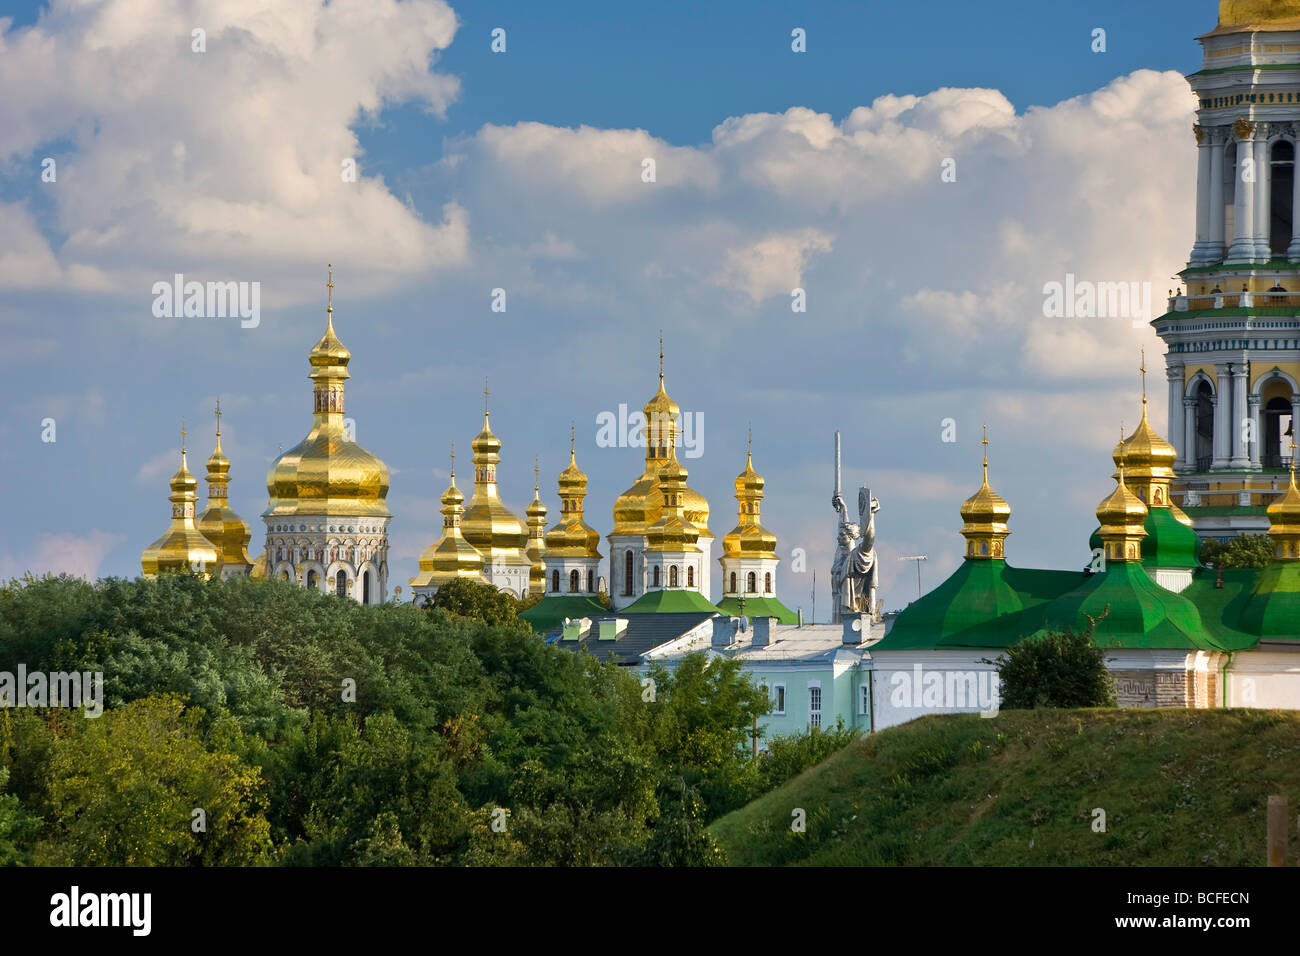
363,571,370,605
335,570,346,598
765,572,772,593
1196,380,1215,468
669,565,678,587
552,570,560,592
569,569,580,593
687,566,694,588
306,570,317,589
730,571,737,594
586,569,594,593
808,686,822,729
653,566,660,587
747,572,756,593
1264,396,1294,469
1272,141,1295,257
624,551,633,596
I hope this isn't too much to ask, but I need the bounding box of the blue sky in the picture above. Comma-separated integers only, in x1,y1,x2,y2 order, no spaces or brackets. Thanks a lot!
0,0,1221,616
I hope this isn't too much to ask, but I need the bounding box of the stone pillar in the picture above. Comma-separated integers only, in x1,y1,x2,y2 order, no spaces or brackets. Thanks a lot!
1209,135,1226,260
1228,133,1257,262
1213,363,1232,468
1231,363,1251,468
1183,397,1199,471
1167,365,1184,459
1255,134,1272,260
1291,395,1300,464
1191,131,1213,262
1249,394,1262,469
1290,139,1300,261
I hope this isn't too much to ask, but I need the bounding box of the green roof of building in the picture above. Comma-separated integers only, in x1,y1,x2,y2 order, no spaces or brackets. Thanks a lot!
714,595,799,624
1033,562,1221,651
1087,508,1201,569
622,589,721,614
519,595,609,635
1232,563,1300,641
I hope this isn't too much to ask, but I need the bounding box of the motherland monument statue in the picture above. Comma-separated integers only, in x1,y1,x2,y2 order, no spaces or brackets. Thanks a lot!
831,431,881,624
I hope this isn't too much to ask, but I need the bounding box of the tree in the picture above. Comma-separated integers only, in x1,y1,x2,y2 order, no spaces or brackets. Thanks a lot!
1199,534,1274,569
427,578,523,627
987,622,1116,710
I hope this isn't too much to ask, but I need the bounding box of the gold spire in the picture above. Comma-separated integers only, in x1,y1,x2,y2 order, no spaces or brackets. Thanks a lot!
411,444,485,589
1097,427,1149,563
142,422,219,578
546,432,602,559
1267,437,1300,559
199,398,252,574
959,424,1011,560
265,264,390,519
525,456,548,592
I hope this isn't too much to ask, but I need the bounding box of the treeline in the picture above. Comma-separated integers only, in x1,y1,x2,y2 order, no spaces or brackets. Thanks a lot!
0,574,854,866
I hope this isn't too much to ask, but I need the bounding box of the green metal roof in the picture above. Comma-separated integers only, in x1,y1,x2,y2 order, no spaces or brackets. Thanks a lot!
519,594,609,635
1087,509,1201,569
715,595,799,624
622,589,721,614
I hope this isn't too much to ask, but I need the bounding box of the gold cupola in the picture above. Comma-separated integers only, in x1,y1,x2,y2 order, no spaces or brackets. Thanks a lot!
1097,436,1149,564
264,266,391,519
142,422,220,578
1112,351,1191,526
1216,1,1300,31
525,458,548,592
959,426,1012,560
545,427,603,559
646,450,701,555
612,338,710,537
410,446,486,592
197,399,252,575
1267,443,1300,559
721,431,778,560
460,381,530,560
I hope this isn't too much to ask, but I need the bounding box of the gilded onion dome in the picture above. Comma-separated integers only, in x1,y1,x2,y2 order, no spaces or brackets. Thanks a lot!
142,423,219,578
722,437,778,560
264,268,391,519
197,400,252,573
460,384,529,559
1267,450,1300,560
1216,1,1300,31
646,452,701,554
546,431,603,558
410,447,485,588
1112,356,1190,526
612,340,710,536
525,459,548,592
959,428,1011,560
1097,440,1149,564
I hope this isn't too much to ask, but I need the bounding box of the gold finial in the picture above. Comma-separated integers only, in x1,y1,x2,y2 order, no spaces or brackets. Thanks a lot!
1117,423,1126,482
326,263,334,314
450,442,456,479
981,423,989,480
483,378,490,421
534,456,540,492
214,398,222,438
747,423,753,459
181,418,187,460
1139,347,1147,408
659,331,664,384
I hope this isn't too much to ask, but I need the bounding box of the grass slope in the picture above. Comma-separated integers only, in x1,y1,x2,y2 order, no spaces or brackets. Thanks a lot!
711,709,1300,866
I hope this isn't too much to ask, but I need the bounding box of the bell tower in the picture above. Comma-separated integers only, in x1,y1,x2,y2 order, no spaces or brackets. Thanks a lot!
1156,1,1300,539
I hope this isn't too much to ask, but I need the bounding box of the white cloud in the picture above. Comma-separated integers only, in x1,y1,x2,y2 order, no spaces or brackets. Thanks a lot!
0,530,126,582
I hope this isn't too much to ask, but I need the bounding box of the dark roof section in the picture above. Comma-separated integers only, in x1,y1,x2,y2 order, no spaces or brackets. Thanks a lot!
544,611,716,664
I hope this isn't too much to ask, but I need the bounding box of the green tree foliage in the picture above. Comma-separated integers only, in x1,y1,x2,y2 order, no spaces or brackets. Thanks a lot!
757,718,860,793
1198,533,1274,569
988,623,1117,710
426,577,523,627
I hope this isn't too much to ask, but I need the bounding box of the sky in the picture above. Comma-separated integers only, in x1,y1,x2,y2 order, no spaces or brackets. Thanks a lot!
0,0,1221,618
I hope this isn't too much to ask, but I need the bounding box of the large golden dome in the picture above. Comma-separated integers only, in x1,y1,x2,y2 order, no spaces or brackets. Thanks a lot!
263,276,390,520
1218,0,1300,28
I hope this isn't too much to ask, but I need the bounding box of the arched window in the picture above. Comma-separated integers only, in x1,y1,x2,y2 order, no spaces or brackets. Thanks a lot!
569,569,580,593
1272,140,1295,256
747,571,756,593
1264,394,1293,468
363,571,371,605
586,569,594,593
669,565,678,587
730,571,737,594
279,571,289,582
765,572,772,593
652,565,660,587
552,569,560,593
1196,379,1215,468
306,570,317,589
686,566,694,588
335,570,347,598
624,551,634,596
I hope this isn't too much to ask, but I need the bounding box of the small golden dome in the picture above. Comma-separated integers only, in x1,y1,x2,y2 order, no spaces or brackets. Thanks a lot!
646,454,700,554
461,386,529,557
1097,462,1148,535
1268,467,1300,531
411,453,486,590
197,403,251,572
959,429,1011,560
546,437,602,559
722,442,777,560
142,425,219,578
1113,403,1177,480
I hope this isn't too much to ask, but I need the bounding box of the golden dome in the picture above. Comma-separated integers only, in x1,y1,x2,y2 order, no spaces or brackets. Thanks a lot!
410,449,486,589
461,383,529,561
722,440,778,560
526,459,548,591
546,435,602,559
1218,1,1300,28
142,424,219,578
959,429,1011,560
1267,461,1300,539
646,453,701,554
1097,437,1148,563
1111,354,1180,513
249,550,266,579
197,402,252,573
264,268,391,520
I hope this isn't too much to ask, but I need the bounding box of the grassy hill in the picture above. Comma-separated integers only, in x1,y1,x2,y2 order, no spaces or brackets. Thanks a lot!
711,708,1300,866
